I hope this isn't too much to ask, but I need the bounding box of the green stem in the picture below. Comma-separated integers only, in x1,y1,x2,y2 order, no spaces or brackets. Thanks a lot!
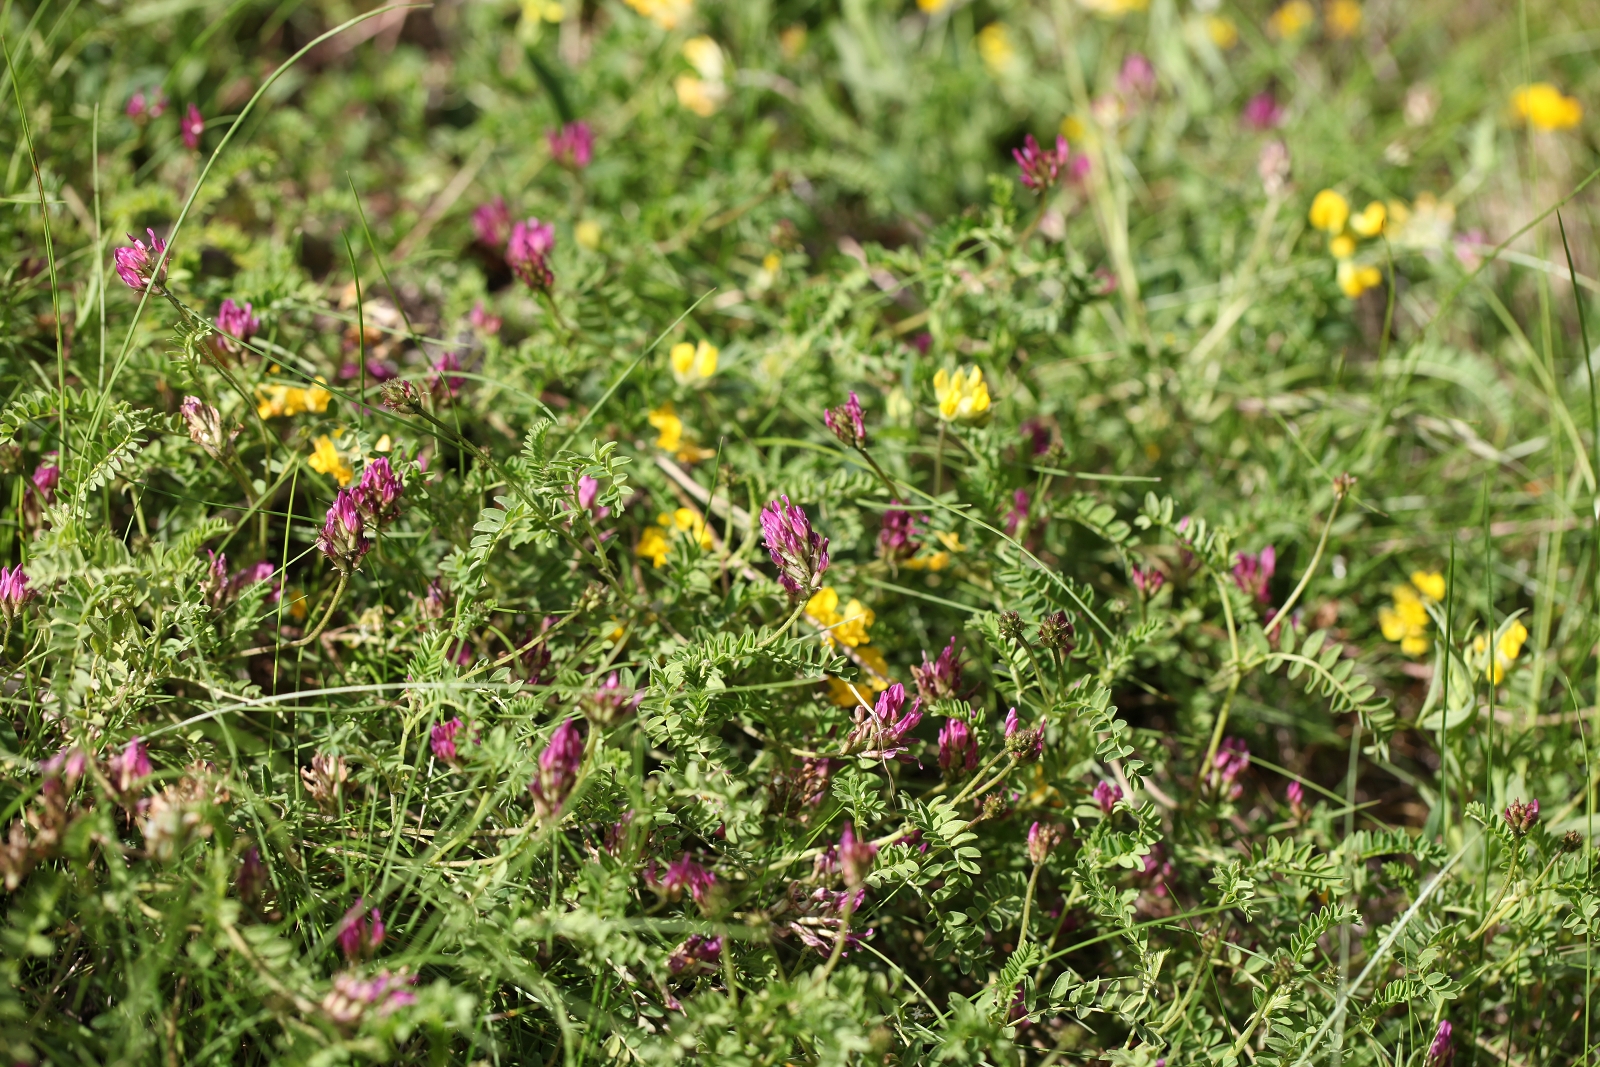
1018,862,1042,947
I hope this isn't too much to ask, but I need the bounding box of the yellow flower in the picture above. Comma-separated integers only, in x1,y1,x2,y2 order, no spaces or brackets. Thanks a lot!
675,75,726,117
1325,0,1361,38
1077,0,1149,16
1205,14,1239,48
256,378,332,419
575,220,602,250
374,434,393,453
521,0,564,22
976,24,1015,74
1410,570,1446,601
1060,115,1085,142
308,435,354,486
1268,0,1315,38
649,404,684,453
669,507,714,551
934,365,992,423
917,0,953,11
1472,619,1529,684
1349,201,1387,238
636,526,671,568
623,0,692,29
1309,189,1350,234
806,586,874,648
683,36,725,80
1329,234,1356,260
1512,83,1582,131
903,550,951,572
1337,261,1382,298
670,340,719,384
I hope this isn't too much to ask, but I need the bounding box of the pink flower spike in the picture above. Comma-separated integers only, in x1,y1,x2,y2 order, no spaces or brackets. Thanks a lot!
109,736,152,794
1117,53,1157,98
1027,821,1063,864
214,299,260,354
1013,134,1071,192
0,565,34,619
31,463,59,503
469,300,502,335
660,853,716,904
529,718,584,820
760,495,829,600
1242,91,1285,131
824,392,867,449
1425,1021,1452,1067
1092,780,1122,815
472,197,512,249
547,120,595,169
114,229,169,291
317,489,372,573
506,218,556,290
837,822,877,888
336,897,385,959
431,718,464,764
354,457,404,526
181,103,204,150
937,719,977,774
913,637,963,702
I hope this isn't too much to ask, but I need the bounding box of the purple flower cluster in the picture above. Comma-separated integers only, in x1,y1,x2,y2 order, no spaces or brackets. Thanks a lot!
1213,737,1250,799
572,474,611,520
1425,1021,1453,1067
430,351,465,398
937,719,977,775
1242,91,1286,131
845,682,923,761
547,121,595,169
472,196,512,249
529,718,584,821
354,457,405,526
214,298,260,355
181,103,204,151
1013,134,1071,192
317,490,372,573
1131,563,1165,597
1003,489,1031,536
837,822,877,888
760,495,829,600
126,88,168,121
877,504,923,562
1233,545,1276,604
431,718,464,764
114,229,168,291
1092,780,1122,815
584,671,642,725
31,463,58,503
201,549,277,608
507,218,556,291
336,897,385,959
667,933,723,975
1027,821,1064,865
1504,797,1539,835
1286,780,1306,818
823,392,867,449
656,853,717,905
108,737,152,795
912,637,962,702
180,396,230,460
322,969,416,1025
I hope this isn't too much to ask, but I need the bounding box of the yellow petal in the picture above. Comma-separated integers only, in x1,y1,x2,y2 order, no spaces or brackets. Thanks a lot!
1309,189,1351,234
1350,201,1387,238
1409,570,1445,601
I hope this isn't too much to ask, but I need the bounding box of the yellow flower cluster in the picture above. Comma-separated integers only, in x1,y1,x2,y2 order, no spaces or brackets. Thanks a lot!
1377,570,1444,657
806,586,874,648
976,24,1015,74
257,378,332,419
1268,0,1313,38
635,508,714,568
1309,189,1386,298
1512,83,1583,132
623,0,691,29
1204,15,1238,49
903,529,965,572
676,36,728,116
934,366,991,424
308,434,354,486
670,340,718,384
1472,619,1529,685
1325,0,1361,38
647,403,715,463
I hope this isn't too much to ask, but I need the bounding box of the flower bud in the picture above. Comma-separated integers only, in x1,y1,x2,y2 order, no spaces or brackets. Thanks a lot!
529,719,584,821
380,379,423,415
336,897,385,959
507,218,555,290
1092,780,1122,815
1503,797,1539,836
114,229,169,291
937,719,978,775
180,396,230,460
1036,610,1074,654
823,392,867,449
1027,821,1064,865
317,489,372,573
1004,707,1044,763
837,821,877,888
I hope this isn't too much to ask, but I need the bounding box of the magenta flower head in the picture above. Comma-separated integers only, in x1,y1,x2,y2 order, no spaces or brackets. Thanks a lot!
181,103,204,151
846,682,924,760
547,120,595,169
913,637,963,702
506,218,556,290
1242,91,1286,131
126,88,168,121
317,489,372,573
430,718,464,764
876,504,924,563
213,298,260,355
1003,488,1031,536
1233,545,1276,604
115,229,169,291
1286,779,1305,814
1093,780,1122,815
1004,707,1044,763
938,719,977,775
530,718,584,821
0,565,34,622
824,392,867,449
659,853,717,905
1013,134,1071,192
583,671,642,726
355,457,404,526
108,736,152,794
1503,797,1539,836
1131,563,1165,597
760,495,829,600
31,462,59,503
837,822,877,888
1118,53,1157,98
574,474,604,516
1027,821,1064,865
1425,1020,1453,1067
336,897,385,960
1214,737,1251,799
667,933,723,975
472,196,512,249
